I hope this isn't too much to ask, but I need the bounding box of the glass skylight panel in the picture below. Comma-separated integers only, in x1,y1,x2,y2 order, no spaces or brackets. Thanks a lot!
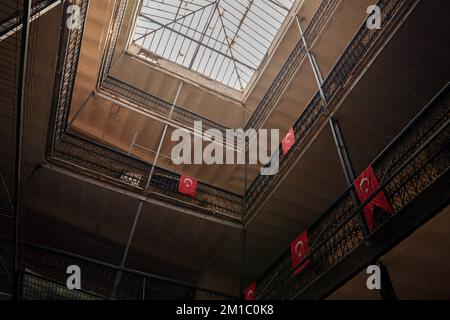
132,0,296,91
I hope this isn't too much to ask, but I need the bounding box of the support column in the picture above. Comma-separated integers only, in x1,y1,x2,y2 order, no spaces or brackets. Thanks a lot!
13,0,32,300
330,119,370,240
296,17,328,113
377,262,398,300
111,81,184,299
241,104,247,294
295,16,369,240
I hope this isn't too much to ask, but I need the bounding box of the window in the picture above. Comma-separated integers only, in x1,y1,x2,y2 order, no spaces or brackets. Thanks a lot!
132,0,296,91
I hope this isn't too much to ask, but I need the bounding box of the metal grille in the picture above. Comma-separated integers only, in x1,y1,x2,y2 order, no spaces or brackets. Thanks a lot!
0,0,21,296
102,76,231,135
51,134,243,221
254,82,450,300
245,0,339,131
0,0,57,297
46,0,244,222
48,0,88,148
244,0,411,220
21,272,103,300
20,244,236,300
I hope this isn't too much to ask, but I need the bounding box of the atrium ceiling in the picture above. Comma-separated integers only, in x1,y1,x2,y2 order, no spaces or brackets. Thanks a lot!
131,0,296,91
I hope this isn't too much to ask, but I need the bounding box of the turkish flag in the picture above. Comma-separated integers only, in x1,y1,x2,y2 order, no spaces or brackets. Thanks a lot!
282,128,296,156
244,282,256,300
354,165,394,232
178,175,198,197
290,230,309,275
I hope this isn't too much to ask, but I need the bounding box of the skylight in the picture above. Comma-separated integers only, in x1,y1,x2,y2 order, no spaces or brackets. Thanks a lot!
131,0,296,92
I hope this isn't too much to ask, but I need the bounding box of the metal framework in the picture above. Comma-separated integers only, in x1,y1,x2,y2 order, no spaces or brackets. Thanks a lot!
46,0,419,226
254,82,450,300
19,243,236,300
131,0,295,91
3,0,448,301
0,0,63,299
244,0,414,222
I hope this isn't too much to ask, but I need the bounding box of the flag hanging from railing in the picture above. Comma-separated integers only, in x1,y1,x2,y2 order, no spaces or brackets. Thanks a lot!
178,175,198,197
354,165,394,232
244,282,256,300
290,230,310,275
282,128,296,156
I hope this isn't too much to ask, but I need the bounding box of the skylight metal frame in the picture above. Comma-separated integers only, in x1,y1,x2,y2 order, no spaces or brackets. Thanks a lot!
130,0,296,92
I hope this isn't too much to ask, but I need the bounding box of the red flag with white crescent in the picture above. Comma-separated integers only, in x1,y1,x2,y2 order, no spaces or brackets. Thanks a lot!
178,175,198,197
282,128,296,156
244,282,256,300
354,165,394,232
290,230,309,275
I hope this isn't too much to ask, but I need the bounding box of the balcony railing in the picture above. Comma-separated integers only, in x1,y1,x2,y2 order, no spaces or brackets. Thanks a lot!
244,0,411,221
46,0,417,225
244,0,339,131
52,134,243,222
101,76,231,134
47,0,243,223
98,0,231,136
252,82,450,300
20,243,236,300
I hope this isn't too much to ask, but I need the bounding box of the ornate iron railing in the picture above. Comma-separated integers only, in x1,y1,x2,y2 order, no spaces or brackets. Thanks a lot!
46,0,243,223
98,0,339,135
244,0,412,220
46,0,417,224
98,0,231,136
47,0,89,148
101,76,230,134
51,134,243,221
244,0,339,131
20,243,236,300
253,82,450,300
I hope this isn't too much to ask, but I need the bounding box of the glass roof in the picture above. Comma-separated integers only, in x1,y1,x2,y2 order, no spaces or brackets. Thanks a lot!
131,0,296,92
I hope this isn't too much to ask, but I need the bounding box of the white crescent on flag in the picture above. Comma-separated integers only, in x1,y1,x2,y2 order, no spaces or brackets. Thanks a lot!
359,177,370,194
284,131,294,145
183,177,193,188
294,240,304,259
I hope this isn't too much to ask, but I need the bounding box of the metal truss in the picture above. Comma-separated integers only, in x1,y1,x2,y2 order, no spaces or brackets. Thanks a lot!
131,0,295,91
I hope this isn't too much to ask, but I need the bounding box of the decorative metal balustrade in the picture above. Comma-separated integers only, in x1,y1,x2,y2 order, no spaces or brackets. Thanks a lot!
244,0,413,221
97,0,340,136
0,0,60,298
47,0,89,148
101,76,230,134
2,0,448,301
46,0,417,225
244,0,339,131
20,244,236,300
252,82,450,300
98,0,232,136
52,134,243,221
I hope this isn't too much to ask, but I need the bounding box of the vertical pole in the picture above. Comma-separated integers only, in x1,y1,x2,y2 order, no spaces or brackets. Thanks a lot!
296,16,369,241
128,131,139,155
240,228,246,295
330,119,370,241
296,17,328,113
111,81,184,299
377,262,397,300
240,104,247,295
142,277,146,300
13,0,32,300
